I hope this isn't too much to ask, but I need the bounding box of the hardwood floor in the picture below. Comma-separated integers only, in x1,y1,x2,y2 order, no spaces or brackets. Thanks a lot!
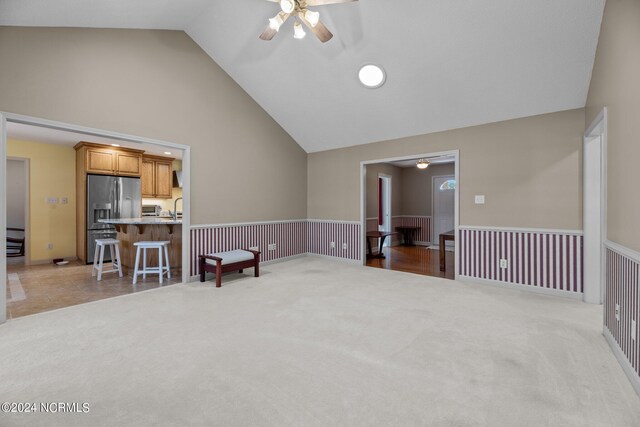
6,260,180,319
366,245,455,280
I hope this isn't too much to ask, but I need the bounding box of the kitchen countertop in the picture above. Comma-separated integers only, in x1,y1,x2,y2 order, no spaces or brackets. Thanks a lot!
98,218,182,225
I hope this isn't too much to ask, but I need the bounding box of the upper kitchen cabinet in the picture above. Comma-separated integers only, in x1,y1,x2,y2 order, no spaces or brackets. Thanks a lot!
75,142,144,177
141,155,174,199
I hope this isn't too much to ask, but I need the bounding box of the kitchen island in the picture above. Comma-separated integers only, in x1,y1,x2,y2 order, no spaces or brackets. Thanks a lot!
99,218,182,275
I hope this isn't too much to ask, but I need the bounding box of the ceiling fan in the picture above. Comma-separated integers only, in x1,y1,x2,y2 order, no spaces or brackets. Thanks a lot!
259,0,358,43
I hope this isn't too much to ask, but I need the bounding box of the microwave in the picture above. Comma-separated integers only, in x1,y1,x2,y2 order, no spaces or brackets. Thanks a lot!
142,204,162,217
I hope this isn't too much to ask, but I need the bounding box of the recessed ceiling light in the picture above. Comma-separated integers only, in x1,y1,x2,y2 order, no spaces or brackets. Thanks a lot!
358,64,386,89
164,151,172,155
111,144,120,147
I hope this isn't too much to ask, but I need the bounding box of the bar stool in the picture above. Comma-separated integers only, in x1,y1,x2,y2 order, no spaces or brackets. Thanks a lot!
93,238,123,281
132,241,171,285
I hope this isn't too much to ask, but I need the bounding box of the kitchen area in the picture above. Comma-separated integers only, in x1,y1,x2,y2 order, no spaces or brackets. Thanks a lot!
76,142,183,276
5,125,186,319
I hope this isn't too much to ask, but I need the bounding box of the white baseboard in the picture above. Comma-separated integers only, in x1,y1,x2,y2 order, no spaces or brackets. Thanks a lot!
304,253,362,265
29,256,78,266
189,252,361,282
603,327,640,397
457,275,583,300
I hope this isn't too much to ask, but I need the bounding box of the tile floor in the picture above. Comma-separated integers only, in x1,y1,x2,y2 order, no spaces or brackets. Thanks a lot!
6,258,180,319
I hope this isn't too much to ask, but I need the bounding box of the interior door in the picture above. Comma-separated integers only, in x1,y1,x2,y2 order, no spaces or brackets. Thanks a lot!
433,175,455,247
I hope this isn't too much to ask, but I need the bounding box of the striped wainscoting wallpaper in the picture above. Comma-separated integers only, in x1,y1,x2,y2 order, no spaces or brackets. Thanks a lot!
366,216,433,245
190,220,361,275
604,243,640,383
459,227,583,294
190,221,308,276
400,216,432,243
307,220,361,261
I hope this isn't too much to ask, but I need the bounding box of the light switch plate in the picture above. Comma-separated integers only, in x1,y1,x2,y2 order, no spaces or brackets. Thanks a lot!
615,304,620,321
46,197,58,204
475,195,485,204
61,197,68,204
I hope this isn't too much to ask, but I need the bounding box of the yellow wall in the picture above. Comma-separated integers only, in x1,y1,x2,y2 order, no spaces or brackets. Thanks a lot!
7,139,76,262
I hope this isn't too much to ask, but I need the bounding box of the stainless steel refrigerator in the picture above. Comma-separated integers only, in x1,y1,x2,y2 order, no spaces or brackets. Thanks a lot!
86,174,141,263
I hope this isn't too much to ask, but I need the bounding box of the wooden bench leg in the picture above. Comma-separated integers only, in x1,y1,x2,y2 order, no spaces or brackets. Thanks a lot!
216,260,222,288
254,253,260,277
199,256,206,282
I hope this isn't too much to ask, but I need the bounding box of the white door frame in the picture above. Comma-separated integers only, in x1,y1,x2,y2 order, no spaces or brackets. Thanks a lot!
361,150,460,279
6,156,30,265
583,107,607,304
0,112,192,324
378,173,392,246
431,174,456,246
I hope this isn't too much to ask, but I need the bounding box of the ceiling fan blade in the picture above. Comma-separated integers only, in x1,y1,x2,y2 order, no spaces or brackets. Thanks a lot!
305,0,358,6
299,13,333,43
259,26,278,41
259,12,291,41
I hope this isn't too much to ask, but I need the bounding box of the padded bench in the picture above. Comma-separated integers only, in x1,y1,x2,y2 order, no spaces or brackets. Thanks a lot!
199,249,261,288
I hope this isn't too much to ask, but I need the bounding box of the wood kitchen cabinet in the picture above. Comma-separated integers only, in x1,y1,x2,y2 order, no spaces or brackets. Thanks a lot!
76,142,143,177
141,155,174,199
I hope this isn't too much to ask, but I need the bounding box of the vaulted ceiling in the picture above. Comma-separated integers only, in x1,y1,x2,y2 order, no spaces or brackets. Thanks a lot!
0,0,605,153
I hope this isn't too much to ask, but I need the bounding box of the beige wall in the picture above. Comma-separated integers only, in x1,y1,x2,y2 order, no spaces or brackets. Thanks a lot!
308,109,584,229
365,163,403,219
400,163,455,216
0,27,307,224
7,139,76,262
586,0,640,252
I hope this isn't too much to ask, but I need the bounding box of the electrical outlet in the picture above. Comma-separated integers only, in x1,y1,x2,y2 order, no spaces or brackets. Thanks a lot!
47,243,53,250
615,304,620,321
330,241,336,249
632,320,637,341
268,243,276,251
342,243,347,250
475,195,485,204
61,197,68,204
249,246,259,251
500,259,508,269
46,197,58,204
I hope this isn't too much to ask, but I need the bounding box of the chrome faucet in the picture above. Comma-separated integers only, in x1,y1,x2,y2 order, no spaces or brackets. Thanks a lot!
172,197,183,220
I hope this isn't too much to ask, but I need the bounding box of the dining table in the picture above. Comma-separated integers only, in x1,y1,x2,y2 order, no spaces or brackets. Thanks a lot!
366,231,397,259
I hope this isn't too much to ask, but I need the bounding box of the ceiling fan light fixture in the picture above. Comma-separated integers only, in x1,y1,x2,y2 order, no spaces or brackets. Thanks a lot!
304,9,320,27
280,0,295,14
416,159,430,169
358,64,386,89
268,12,285,31
293,21,306,39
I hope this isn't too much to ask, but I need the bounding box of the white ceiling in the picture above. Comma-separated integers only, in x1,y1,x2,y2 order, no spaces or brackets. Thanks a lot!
7,123,183,159
0,0,605,153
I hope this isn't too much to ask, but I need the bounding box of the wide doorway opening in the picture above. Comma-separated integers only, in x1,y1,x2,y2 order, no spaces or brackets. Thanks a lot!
361,151,459,280
1,113,191,322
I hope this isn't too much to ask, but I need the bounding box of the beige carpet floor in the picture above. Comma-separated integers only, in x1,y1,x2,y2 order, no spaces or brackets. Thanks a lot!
0,256,639,426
